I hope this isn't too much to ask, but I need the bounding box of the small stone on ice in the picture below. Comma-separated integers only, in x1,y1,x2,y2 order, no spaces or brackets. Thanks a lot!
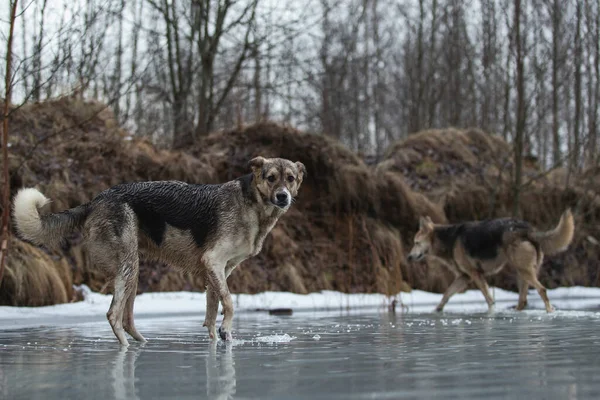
312,334,321,340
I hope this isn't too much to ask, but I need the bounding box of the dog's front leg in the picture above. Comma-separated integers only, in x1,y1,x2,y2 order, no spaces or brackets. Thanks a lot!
436,274,470,312
470,272,495,312
206,265,234,341
203,284,219,340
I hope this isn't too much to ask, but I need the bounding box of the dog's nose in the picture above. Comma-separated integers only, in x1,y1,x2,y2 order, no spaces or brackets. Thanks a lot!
407,254,414,262
276,193,288,203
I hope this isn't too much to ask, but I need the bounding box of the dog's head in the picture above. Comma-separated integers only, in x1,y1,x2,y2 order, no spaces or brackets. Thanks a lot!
248,156,306,210
407,216,434,262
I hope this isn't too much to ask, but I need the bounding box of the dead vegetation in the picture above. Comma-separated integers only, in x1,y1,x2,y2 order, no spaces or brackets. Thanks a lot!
1,100,598,306
0,238,74,306
380,128,600,291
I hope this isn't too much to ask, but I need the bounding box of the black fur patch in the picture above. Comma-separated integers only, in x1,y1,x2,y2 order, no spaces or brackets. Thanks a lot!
435,224,464,251
95,181,222,248
434,218,531,260
461,218,530,259
236,173,255,202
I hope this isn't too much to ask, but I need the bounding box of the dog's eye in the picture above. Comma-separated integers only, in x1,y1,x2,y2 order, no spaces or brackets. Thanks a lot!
287,175,295,183
267,175,276,183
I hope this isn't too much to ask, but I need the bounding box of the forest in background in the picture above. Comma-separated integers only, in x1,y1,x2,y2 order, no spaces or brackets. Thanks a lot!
2,0,599,168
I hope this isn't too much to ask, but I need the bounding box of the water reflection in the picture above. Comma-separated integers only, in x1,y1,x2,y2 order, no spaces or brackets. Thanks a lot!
0,363,7,400
2,311,600,399
111,345,142,400
206,341,236,400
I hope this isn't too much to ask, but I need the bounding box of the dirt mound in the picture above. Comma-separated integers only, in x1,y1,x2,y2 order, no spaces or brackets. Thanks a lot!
3,101,445,305
3,100,598,307
379,128,511,190
7,98,217,211
380,128,600,292
3,98,218,302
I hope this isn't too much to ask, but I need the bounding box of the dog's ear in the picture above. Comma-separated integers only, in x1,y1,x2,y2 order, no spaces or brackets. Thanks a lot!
248,156,266,173
295,161,306,181
419,216,432,231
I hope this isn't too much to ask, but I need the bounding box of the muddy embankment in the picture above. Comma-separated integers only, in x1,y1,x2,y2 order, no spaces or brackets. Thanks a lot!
1,99,598,306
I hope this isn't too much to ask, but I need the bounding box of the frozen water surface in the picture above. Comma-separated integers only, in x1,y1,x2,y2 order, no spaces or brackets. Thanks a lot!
1,300,600,399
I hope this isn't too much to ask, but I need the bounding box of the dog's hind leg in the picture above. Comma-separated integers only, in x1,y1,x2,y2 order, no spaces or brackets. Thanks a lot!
203,284,219,340
470,272,495,311
516,275,529,311
519,270,554,313
122,261,146,342
436,274,470,312
107,274,130,346
92,205,140,346
511,242,553,313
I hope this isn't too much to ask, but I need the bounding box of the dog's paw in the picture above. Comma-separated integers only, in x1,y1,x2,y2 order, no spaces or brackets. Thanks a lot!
204,324,218,340
515,301,528,311
218,326,233,341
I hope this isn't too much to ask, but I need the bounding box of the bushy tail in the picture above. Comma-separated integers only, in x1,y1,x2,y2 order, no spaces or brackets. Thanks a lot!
531,209,575,256
12,188,90,249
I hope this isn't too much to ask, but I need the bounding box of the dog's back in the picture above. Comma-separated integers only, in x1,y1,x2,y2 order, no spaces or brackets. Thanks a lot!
93,180,225,250
433,217,531,260
460,218,531,260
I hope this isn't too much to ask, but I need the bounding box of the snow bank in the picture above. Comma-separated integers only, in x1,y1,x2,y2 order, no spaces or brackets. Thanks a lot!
0,285,599,328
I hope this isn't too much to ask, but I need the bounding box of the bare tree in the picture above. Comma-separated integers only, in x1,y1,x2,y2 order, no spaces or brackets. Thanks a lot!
512,0,526,216
585,0,600,167
572,1,583,175
547,0,564,167
0,0,19,286
5,0,599,172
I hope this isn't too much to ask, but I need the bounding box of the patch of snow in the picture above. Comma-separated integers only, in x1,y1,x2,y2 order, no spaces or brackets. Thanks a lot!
1,285,600,330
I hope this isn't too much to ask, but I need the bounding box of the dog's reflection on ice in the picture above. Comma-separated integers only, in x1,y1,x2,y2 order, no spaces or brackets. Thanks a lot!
206,341,237,400
109,340,236,400
112,345,143,400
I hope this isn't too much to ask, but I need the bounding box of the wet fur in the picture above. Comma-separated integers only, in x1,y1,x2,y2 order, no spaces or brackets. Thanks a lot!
13,157,305,345
408,210,574,313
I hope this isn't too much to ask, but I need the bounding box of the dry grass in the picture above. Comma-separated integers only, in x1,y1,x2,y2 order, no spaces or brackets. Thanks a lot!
380,128,600,292
1,100,598,306
0,238,74,306
2,101,432,304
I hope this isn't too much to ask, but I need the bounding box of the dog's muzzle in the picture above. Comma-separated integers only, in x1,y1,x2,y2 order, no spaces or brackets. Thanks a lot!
407,253,425,262
273,191,290,209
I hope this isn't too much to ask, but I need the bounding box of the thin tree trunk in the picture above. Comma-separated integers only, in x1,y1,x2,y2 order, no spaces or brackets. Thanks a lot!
19,0,29,98
512,0,525,217
0,0,19,287
502,44,512,141
587,0,600,167
551,0,562,166
32,0,48,102
573,1,582,173
253,45,262,123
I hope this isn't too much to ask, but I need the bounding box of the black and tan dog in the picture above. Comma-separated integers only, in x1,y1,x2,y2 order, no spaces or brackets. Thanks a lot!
408,210,574,313
13,156,305,345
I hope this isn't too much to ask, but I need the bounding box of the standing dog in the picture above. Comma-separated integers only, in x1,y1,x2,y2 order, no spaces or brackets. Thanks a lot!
13,156,305,345
407,210,574,313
